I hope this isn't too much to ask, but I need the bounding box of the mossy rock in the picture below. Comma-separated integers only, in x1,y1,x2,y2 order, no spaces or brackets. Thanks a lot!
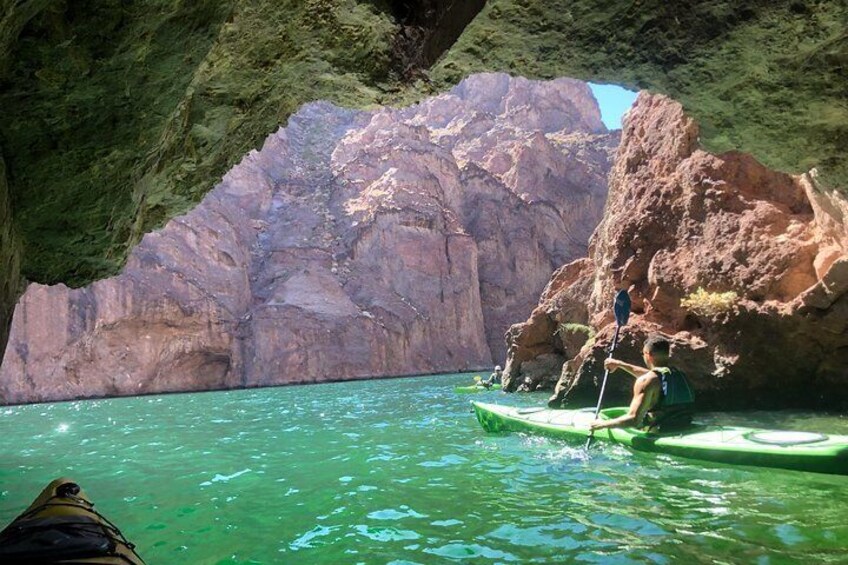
0,152,21,349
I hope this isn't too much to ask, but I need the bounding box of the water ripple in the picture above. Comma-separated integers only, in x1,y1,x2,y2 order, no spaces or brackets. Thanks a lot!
1,373,847,564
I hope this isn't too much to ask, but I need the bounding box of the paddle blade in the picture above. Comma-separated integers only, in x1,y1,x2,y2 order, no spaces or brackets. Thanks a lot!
614,289,631,326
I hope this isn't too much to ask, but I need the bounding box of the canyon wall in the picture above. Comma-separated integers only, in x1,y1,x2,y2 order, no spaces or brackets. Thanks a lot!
0,74,616,404
504,93,848,409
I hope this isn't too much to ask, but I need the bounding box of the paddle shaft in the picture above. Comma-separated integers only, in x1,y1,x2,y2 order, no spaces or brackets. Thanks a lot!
585,323,622,449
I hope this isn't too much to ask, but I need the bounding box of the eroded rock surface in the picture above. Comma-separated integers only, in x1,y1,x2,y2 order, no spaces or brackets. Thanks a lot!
0,73,616,404
504,93,848,409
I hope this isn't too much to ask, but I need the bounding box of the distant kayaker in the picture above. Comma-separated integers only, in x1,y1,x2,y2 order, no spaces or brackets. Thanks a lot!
481,365,502,388
589,335,695,433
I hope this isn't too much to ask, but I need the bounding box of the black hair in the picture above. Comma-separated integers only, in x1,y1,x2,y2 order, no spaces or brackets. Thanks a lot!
644,334,671,358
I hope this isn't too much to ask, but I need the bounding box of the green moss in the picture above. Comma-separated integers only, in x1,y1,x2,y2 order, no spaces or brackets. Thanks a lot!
681,288,739,317
555,323,594,337
0,0,399,286
554,322,596,349
1,0,236,285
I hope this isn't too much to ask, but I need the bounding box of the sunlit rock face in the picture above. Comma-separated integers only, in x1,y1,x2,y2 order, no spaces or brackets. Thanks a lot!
504,93,848,410
0,73,616,404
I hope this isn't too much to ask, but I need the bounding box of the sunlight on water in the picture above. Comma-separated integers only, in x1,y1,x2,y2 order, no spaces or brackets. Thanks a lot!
1,373,847,563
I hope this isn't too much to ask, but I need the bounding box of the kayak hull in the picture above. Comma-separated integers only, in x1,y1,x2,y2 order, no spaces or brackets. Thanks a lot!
0,478,145,564
472,402,848,476
455,384,502,393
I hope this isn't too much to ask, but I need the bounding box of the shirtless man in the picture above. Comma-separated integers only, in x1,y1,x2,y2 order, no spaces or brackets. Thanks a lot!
589,334,695,433
481,365,502,388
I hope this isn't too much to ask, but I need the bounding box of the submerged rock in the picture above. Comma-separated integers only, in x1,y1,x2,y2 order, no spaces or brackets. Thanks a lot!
505,93,848,409
0,73,616,404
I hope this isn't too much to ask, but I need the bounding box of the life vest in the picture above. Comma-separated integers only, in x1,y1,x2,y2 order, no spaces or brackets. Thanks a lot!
653,366,695,408
644,366,695,432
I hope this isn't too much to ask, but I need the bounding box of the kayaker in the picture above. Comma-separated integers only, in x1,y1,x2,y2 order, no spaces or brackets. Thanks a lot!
481,365,502,388
589,334,695,433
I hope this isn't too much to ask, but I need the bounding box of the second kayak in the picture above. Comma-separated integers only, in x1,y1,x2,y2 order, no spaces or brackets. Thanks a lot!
472,402,848,476
455,384,502,393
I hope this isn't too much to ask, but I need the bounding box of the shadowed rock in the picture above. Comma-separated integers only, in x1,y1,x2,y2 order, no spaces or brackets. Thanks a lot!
0,153,22,353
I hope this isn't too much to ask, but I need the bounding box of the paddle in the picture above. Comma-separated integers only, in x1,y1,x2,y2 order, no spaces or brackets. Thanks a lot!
585,289,631,449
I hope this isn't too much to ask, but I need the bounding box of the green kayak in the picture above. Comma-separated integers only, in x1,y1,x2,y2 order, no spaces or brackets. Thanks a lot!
472,402,848,476
455,384,502,393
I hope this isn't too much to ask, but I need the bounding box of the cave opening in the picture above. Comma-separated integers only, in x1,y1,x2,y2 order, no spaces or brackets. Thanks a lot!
587,83,638,130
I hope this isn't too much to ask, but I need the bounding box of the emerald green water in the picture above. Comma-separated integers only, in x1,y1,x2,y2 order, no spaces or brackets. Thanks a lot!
2,373,847,564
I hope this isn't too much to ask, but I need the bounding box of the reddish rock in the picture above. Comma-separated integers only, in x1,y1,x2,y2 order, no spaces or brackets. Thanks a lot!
501,258,595,391
0,73,616,404
507,93,848,410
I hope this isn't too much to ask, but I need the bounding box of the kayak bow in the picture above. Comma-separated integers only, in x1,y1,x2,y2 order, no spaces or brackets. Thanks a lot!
0,478,145,564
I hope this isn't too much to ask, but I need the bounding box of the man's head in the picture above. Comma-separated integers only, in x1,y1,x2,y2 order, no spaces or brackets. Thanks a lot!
495,365,502,372
642,334,671,368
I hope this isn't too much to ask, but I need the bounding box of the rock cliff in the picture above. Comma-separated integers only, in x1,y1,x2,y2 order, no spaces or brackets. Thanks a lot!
505,93,848,410
0,73,616,404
